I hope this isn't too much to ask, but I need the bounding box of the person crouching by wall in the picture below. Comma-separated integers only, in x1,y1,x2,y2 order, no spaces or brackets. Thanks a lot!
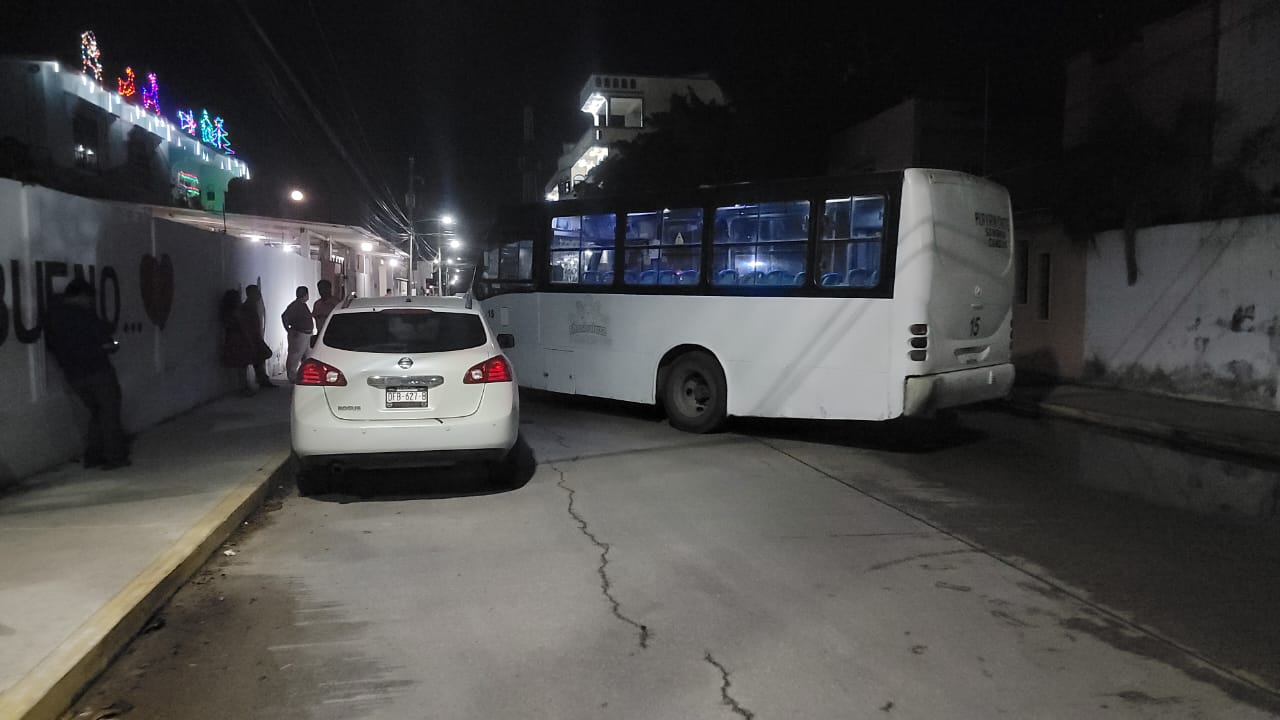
45,278,130,470
282,285,314,382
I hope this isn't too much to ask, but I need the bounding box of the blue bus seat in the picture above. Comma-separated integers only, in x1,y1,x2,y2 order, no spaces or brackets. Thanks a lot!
847,268,879,287
765,269,790,285
679,270,699,285
794,271,807,286
639,269,657,284
820,272,841,286
715,269,737,285
658,270,678,285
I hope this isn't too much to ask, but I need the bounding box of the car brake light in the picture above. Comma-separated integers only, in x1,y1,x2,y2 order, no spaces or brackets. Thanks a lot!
297,358,347,386
464,356,513,384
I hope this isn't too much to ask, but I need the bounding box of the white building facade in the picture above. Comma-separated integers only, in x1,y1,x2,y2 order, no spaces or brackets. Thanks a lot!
545,73,725,201
0,57,249,213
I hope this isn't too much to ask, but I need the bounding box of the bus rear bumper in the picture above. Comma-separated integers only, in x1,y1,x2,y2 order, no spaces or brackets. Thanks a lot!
903,363,1015,417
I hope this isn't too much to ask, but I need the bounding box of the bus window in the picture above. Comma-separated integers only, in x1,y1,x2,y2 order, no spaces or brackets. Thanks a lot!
712,200,809,286
551,213,615,285
819,196,884,288
623,208,702,285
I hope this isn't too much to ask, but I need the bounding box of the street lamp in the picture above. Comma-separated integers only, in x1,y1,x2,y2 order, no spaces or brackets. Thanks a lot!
289,189,305,202
408,214,459,295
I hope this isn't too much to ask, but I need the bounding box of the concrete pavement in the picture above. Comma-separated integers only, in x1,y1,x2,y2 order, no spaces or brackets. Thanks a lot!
0,386,293,720
1,377,1278,719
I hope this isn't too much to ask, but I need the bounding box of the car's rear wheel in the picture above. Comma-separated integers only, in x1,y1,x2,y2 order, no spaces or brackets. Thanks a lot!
662,351,727,433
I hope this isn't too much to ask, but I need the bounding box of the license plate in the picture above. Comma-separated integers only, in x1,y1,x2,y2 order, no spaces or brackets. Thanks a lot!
386,388,428,407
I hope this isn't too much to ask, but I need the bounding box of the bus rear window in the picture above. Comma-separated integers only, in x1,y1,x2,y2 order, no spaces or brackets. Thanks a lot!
323,311,487,354
818,196,884,288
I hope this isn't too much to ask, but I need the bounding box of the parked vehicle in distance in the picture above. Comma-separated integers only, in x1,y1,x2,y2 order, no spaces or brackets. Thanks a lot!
290,294,519,495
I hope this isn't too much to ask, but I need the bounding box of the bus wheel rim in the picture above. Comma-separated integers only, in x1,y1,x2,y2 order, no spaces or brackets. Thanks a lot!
678,372,710,415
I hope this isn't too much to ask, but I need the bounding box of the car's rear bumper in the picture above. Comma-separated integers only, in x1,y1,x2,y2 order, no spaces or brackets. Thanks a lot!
297,448,509,470
291,384,519,467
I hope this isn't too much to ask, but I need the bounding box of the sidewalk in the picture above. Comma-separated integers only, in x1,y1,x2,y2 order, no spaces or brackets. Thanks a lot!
1006,382,1280,465
0,385,293,720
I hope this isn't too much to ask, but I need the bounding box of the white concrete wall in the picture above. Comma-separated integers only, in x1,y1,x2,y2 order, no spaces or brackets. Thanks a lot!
0,179,316,484
1085,214,1280,409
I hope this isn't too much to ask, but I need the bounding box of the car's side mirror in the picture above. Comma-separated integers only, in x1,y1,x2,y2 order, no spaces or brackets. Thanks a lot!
497,333,515,349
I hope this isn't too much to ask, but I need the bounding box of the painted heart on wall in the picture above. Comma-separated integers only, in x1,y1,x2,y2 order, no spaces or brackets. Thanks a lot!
140,253,174,329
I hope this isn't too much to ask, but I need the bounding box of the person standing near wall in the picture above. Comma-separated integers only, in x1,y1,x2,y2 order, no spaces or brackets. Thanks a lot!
45,278,130,470
311,279,338,342
281,286,314,382
242,285,275,388
219,289,258,396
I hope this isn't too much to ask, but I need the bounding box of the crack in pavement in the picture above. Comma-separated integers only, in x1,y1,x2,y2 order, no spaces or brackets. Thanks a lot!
705,651,755,719
554,465,652,649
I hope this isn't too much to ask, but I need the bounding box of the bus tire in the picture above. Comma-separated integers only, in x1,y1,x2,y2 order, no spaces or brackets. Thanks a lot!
663,351,727,433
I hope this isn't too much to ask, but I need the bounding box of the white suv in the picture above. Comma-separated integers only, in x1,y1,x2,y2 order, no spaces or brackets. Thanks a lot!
290,294,519,495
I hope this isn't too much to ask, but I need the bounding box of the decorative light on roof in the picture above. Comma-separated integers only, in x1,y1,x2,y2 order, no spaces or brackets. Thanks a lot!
80,31,102,82
141,72,161,115
117,66,136,99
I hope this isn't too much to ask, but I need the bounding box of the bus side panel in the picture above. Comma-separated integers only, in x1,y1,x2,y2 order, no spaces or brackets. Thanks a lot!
517,293,897,420
481,292,547,391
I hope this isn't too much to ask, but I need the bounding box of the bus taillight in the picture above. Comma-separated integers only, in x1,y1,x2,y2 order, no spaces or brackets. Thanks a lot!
908,324,928,361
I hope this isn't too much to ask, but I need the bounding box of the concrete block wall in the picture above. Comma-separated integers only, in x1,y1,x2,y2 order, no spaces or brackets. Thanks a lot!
0,179,317,484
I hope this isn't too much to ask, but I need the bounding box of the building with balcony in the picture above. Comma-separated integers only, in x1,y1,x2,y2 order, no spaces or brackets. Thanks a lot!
0,57,249,213
545,73,725,201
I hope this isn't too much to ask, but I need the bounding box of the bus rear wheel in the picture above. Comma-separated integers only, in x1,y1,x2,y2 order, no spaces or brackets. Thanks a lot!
663,351,727,433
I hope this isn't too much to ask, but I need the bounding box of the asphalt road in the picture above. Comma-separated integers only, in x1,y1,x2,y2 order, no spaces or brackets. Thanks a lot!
72,395,1280,719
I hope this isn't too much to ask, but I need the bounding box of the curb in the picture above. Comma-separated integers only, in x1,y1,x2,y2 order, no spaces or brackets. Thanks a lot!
0,451,293,720
1006,399,1280,466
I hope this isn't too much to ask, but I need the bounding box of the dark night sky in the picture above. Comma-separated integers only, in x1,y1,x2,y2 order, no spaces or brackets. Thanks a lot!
1,1,1197,236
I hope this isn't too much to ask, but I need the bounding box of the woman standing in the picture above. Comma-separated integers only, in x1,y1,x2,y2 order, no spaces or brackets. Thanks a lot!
219,289,257,396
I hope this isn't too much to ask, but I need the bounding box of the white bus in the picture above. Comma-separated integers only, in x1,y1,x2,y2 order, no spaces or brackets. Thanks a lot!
474,168,1015,433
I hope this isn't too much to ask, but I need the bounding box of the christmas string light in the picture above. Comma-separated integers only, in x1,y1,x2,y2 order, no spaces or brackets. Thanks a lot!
117,66,136,99
177,109,196,136
177,171,200,196
80,31,102,82
212,116,234,154
199,109,215,144
142,72,161,114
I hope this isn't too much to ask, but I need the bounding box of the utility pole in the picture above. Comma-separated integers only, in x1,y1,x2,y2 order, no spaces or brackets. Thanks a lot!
405,156,416,295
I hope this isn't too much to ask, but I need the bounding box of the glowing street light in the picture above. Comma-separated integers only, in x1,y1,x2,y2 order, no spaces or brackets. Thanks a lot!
441,214,455,225
449,239,462,249
289,189,305,202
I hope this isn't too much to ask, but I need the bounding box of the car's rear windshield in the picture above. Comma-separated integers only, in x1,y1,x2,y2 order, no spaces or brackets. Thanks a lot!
323,310,486,353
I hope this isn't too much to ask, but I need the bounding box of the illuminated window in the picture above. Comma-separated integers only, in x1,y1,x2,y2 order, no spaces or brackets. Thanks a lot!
817,196,884,289
712,201,810,286
550,213,615,285
622,208,702,286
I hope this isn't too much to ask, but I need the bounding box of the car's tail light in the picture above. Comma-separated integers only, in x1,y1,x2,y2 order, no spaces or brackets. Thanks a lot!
464,356,513,384
297,358,347,386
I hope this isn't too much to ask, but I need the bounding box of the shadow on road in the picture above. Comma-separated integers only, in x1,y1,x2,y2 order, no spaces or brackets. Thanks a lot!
300,436,539,503
729,411,988,454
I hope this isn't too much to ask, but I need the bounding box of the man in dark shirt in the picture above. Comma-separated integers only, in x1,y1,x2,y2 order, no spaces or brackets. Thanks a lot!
281,285,314,382
45,278,129,469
